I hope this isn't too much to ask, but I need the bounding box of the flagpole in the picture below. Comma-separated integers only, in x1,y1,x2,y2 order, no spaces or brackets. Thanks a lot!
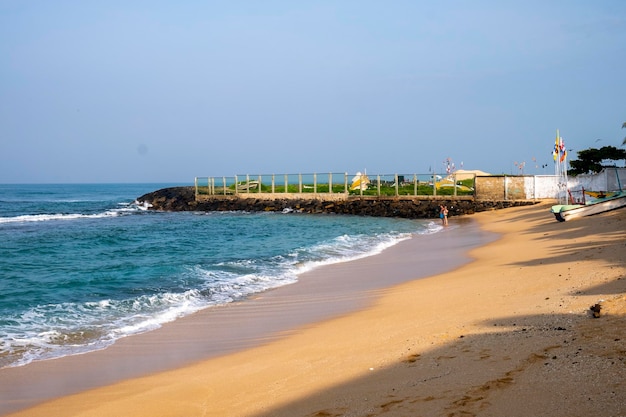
554,129,568,204
557,129,569,204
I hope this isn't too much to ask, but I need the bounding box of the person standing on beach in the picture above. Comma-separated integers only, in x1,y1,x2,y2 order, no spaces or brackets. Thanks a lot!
440,204,449,226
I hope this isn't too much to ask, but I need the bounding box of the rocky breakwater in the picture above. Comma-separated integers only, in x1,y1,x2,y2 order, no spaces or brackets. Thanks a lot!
136,187,537,219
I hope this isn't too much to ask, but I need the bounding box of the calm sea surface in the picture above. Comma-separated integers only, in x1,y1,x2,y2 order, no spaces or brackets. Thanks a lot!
0,183,444,368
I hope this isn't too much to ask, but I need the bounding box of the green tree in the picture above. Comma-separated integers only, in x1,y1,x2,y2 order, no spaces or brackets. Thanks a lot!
568,146,626,176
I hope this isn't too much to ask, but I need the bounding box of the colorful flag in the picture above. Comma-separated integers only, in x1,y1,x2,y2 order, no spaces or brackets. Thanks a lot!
553,130,559,162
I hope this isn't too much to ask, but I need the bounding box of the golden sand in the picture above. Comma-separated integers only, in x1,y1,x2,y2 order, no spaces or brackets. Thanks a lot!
6,202,626,417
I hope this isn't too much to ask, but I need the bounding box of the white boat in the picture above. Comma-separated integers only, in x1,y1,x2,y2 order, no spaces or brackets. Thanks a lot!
551,191,626,222
548,132,626,222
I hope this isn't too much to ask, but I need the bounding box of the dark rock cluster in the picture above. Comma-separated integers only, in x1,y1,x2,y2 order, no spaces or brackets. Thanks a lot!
137,187,196,211
136,187,536,219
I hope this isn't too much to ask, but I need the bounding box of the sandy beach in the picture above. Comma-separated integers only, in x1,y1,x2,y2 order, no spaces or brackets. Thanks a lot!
3,201,626,417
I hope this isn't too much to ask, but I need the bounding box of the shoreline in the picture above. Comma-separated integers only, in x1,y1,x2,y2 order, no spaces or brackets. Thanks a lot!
0,217,492,415
3,202,626,417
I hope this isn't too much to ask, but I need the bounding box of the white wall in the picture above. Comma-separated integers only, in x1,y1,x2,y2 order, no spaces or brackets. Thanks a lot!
504,168,625,200
568,167,626,192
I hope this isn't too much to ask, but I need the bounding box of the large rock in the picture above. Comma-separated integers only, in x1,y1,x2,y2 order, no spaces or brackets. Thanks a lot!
136,187,196,211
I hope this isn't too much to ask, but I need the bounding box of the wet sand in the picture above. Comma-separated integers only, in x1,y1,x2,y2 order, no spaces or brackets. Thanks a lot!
3,202,626,417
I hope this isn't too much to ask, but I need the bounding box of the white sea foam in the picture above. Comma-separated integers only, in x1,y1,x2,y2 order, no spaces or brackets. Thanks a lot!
0,212,114,223
0,206,145,224
292,232,413,275
0,289,215,367
133,200,153,210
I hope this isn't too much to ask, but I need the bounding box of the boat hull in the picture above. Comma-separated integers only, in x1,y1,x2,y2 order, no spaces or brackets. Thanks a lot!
551,193,626,221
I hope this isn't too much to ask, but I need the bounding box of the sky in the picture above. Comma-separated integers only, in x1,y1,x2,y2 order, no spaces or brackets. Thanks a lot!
1,1,625,183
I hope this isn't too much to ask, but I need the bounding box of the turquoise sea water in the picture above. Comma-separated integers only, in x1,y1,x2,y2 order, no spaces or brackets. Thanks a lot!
0,183,443,368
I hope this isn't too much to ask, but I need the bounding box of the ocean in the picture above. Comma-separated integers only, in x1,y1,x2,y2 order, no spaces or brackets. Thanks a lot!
0,183,444,369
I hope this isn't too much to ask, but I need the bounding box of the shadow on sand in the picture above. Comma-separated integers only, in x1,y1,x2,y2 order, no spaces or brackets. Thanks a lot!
250,304,626,417
248,205,626,417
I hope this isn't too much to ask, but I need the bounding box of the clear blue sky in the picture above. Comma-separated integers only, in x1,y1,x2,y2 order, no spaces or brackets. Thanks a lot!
1,1,625,183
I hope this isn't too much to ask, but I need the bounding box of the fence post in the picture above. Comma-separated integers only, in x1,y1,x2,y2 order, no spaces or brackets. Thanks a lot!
314,173,317,193
299,173,302,193
395,174,399,196
344,173,348,194
258,175,262,193
329,172,333,193
272,174,275,194
235,175,239,195
433,173,437,196
284,174,288,193
359,173,363,197
504,176,508,200
473,174,476,198
413,174,417,196
453,173,457,197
